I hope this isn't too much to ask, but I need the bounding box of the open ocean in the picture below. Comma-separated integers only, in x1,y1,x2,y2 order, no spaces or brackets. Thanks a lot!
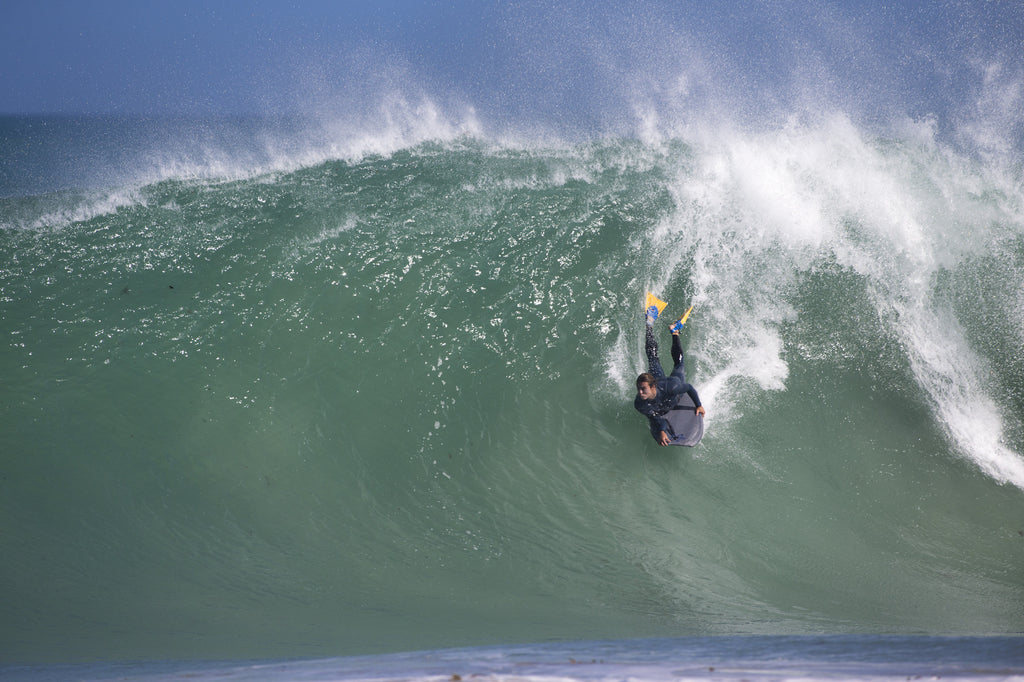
2,75,1023,678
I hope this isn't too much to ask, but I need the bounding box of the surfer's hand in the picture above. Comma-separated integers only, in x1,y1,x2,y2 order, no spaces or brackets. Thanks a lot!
696,406,706,416
658,431,670,446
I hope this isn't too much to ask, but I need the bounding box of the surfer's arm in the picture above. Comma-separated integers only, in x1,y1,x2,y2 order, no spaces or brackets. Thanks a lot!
685,385,705,415
647,416,671,444
666,377,705,414
636,394,673,445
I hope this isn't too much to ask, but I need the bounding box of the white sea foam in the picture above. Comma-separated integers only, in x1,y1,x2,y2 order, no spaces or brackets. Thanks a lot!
2,187,147,232
635,110,1024,487
6,636,1020,681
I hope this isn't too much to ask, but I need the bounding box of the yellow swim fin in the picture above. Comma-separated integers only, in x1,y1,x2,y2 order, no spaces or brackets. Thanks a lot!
645,292,668,320
670,304,694,332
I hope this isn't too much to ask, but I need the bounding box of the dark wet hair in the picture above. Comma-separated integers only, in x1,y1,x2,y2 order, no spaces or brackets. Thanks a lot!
636,373,656,389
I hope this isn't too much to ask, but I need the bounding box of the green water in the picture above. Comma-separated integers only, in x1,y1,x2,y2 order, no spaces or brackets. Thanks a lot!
1,123,1022,663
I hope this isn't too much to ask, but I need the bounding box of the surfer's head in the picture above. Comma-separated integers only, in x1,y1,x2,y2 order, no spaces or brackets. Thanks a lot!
636,373,657,400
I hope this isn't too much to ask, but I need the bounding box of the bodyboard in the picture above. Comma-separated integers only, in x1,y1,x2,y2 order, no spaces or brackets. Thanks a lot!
664,392,704,447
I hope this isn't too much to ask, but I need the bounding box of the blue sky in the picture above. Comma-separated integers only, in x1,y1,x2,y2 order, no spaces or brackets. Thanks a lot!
2,0,1022,131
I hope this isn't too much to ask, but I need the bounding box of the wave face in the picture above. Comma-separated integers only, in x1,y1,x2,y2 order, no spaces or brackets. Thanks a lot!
1,113,1023,663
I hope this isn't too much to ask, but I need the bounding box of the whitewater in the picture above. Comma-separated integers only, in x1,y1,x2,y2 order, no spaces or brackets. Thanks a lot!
2,93,1023,676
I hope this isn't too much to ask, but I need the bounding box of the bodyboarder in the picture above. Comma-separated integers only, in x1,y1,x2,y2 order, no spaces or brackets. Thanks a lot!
634,304,706,446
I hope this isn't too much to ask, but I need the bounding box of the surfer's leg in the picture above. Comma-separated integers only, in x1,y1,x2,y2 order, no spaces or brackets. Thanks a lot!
645,325,666,379
670,333,687,382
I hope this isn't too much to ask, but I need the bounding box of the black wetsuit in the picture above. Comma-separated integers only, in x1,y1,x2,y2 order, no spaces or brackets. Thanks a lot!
634,325,703,442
